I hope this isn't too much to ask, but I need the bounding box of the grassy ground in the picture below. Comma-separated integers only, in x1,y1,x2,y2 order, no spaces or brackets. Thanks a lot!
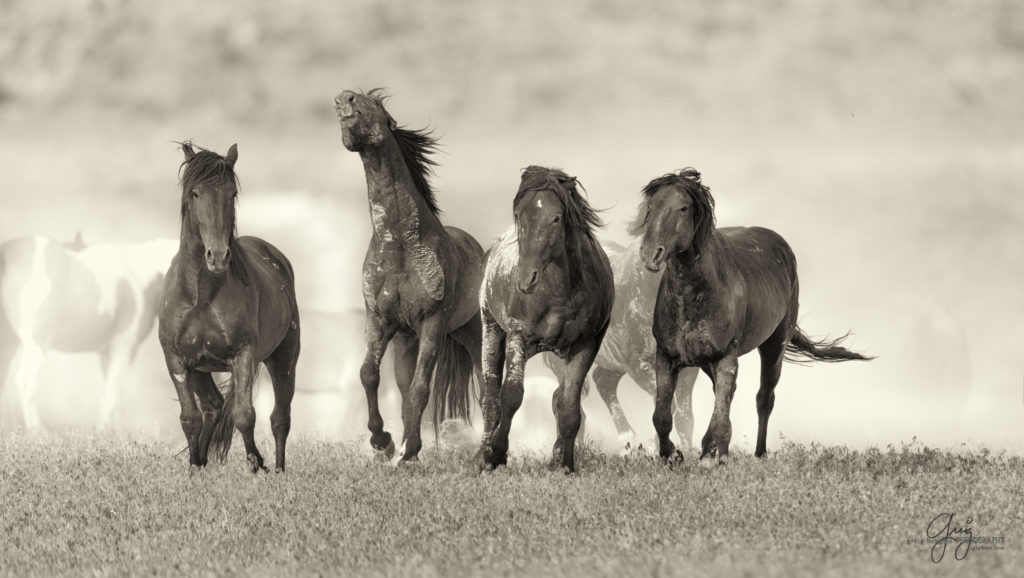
1,433,1020,577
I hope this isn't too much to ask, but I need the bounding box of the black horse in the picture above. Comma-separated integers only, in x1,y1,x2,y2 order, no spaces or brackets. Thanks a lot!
477,166,614,472
335,89,484,462
158,142,300,473
635,168,871,461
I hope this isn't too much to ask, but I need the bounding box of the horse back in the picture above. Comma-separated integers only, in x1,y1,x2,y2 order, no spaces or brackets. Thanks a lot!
720,226,799,353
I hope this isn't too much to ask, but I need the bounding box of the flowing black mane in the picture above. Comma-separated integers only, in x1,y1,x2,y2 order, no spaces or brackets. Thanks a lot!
367,89,443,216
629,167,716,251
514,166,604,240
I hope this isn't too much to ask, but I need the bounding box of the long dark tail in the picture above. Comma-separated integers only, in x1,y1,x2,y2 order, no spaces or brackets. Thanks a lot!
208,373,237,462
785,327,874,364
430,333,478,437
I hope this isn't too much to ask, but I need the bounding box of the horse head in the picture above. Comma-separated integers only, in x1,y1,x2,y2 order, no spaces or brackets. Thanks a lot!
335,88,396,152
512,166,602,294
179,142,239,274
633,168,716,272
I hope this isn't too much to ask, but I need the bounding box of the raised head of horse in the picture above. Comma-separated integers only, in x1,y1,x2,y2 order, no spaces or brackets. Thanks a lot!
333,89,485,464
633,168,871,462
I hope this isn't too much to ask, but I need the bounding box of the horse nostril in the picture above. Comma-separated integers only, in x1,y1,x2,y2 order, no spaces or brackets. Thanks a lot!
205,249,213,261
224,248,231,261
530,270,538,286
653,247,664,262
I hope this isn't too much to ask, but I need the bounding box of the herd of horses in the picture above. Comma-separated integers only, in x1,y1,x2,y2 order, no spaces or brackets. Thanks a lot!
0,89,871,473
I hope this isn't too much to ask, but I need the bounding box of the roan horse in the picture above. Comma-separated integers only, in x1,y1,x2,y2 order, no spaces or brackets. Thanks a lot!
0,233,177,429
478,166,614,472
335,89,484,462
573,237,701,450
635,168,871,461
158,142,300,472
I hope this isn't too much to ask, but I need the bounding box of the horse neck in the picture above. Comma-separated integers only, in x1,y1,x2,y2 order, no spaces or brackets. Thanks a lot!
359,136,443,245
665,231,727,291
544,233,588,296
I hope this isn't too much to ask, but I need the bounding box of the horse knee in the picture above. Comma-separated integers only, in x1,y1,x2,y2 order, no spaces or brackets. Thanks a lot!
232,402,256,432
359,361,379,390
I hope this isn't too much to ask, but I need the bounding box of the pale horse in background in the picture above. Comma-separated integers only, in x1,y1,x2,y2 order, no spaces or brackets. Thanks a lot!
0,235,178,429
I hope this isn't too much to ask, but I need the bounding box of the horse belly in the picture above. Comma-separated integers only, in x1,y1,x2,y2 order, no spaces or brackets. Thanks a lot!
50,313,119,352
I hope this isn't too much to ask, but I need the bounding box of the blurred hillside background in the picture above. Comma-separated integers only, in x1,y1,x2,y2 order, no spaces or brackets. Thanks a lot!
1,0,1022,452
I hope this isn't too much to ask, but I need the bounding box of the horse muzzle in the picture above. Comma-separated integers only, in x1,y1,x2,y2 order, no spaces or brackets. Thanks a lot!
205,247,231,274
642,245,666,272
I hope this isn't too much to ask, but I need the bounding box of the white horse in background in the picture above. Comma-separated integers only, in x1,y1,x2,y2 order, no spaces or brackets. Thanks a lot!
0,235,178,429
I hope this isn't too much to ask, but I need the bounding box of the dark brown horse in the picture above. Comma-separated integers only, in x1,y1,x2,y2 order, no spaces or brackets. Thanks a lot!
158,142,300,473
635,168,870,461
335,89,483,463
478,166,614,472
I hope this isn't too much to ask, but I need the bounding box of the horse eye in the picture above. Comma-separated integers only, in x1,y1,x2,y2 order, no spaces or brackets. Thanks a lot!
191,189,200,199
552,215,561,224
679,206,689,213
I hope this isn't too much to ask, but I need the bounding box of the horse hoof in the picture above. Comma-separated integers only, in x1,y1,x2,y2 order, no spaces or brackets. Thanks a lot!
671,449,685,466
246,454,268,474
373,438,396,462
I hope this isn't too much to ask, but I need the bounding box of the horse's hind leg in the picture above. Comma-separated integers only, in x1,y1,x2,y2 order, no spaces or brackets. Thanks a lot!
360,316,397,456
592,365,630,447
755,323,788,458
264,321,299,472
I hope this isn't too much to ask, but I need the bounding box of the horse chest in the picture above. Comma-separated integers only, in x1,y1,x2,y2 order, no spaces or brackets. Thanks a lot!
169,306,240,370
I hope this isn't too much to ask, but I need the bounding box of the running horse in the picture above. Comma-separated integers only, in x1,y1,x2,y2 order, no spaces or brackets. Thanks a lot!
478,166,614,472
335,89,483,462
158,142,300,472
0,234,177,429
635,168,871,461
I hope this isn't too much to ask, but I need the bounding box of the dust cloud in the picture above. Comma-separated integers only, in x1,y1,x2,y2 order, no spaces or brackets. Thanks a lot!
1,1,1020,453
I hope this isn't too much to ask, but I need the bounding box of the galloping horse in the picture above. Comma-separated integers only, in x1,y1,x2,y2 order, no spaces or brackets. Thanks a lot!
0,234,177,429
635,168,871,461
335,89,484,462
478,166,614,472
158,142,300,472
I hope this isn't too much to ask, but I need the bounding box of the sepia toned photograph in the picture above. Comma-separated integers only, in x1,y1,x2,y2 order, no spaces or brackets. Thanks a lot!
1,1,1021,576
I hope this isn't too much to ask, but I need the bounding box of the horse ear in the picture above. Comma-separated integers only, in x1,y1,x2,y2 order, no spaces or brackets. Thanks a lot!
226,143,238,167
182,142,195,161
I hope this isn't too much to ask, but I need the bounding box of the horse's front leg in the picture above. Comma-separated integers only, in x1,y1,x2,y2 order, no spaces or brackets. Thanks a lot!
164,352,201,468
653,346,682,462
360,315,397,457
230,347,266,473
551,338,599,473
701,341,739,461
475,309,507,470
398,314,446,462
489,332,527,467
